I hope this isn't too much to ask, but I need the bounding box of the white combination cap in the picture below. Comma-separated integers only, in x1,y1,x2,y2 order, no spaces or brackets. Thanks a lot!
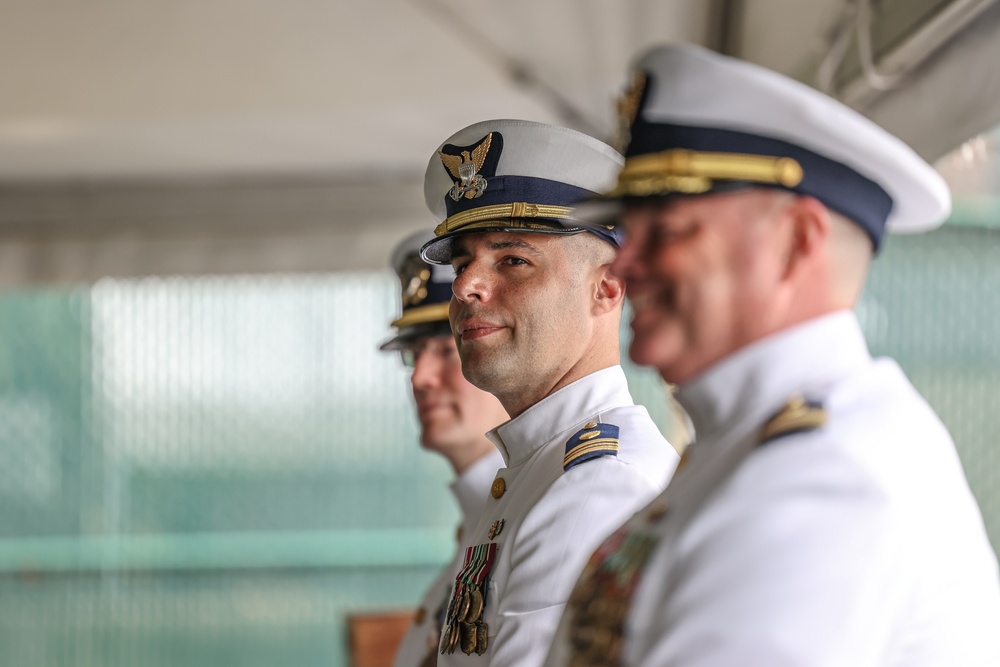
420,119,624,263
379,230,455,351
586,43,951,250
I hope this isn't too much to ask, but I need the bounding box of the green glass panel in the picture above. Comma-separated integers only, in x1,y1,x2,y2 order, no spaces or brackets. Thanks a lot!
0,225,998,665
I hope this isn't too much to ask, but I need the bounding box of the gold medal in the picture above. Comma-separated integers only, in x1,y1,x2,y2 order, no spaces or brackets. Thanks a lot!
437,623,449,654
438,624,450,654
457,587,471,622
611,598,630,620
464,587,484,623
447,588,462,621
568,621,596,650
460,622,478,655
440,622,459,654
607,634,623,661
591,626,615,655
588,597,612,620
475,621,489,655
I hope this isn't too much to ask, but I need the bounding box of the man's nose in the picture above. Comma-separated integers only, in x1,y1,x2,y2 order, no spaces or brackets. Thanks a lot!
452,261,490,303
611,233,640,280
410,348,442,389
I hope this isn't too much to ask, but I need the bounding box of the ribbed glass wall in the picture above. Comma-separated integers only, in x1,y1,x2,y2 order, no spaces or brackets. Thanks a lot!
0,270,675,667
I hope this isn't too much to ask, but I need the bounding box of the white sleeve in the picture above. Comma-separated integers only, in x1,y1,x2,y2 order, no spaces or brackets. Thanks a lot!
632,445,906,667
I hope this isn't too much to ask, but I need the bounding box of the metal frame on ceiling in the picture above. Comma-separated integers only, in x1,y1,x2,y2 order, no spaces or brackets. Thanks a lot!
817,0,1000,105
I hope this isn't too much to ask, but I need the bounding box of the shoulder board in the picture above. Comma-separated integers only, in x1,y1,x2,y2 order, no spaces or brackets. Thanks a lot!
758,395,827,446
564,422,620,471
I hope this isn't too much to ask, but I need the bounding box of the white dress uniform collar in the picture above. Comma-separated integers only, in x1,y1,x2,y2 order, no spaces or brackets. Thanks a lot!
677,310,870,444
486,365,633,467
451,448,505,525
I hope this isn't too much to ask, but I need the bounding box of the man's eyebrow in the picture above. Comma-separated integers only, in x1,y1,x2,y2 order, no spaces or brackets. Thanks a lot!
485,239,542,254
450,237,542,262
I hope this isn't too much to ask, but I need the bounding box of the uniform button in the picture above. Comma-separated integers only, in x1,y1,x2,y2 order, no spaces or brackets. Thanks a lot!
491,477,507,499
647,502,668,522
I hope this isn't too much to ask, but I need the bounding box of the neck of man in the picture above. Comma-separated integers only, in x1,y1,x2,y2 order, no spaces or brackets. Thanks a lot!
446,436,498,476
497,341,620,419
780,266,858,332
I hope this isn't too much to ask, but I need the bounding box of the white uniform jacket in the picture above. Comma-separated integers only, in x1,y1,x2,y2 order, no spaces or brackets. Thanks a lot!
438,365,678,667
546,311,1000,667
394,449,505,667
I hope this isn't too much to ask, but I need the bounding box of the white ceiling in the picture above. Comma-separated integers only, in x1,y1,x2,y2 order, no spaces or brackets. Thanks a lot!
0,0,722,282
0,0,715,182
1,0,997,282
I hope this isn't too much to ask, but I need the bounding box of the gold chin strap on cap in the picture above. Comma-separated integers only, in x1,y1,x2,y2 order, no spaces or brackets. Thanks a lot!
434,202,576,237
391,302,450,328
606,149,804,198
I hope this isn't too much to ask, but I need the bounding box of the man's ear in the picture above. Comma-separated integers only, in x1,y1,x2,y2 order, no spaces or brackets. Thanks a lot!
782,196,831,281
593,263,626,314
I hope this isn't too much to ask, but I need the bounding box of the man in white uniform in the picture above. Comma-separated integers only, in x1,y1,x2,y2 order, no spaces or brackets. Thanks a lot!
380,231,509,667
545,43,1000,667
419,119,679,667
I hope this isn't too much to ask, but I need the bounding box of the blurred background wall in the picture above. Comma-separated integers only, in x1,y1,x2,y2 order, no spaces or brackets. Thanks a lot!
1,1,999,665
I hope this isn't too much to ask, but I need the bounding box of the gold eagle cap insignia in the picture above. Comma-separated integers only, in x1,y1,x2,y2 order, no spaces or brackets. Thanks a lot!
439,133,493,201
399,254,431,307
615,72,647,153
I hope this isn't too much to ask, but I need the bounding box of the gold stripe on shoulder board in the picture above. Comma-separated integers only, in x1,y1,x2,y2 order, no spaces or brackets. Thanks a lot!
758,395,827,445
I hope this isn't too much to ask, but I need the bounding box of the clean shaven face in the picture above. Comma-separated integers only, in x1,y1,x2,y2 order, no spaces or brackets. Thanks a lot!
611,190,790,384
408,333,507,462
448,231,599,401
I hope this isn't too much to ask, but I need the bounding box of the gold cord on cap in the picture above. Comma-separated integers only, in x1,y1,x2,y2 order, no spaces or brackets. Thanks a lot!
607,149,803,198
434,203,576,237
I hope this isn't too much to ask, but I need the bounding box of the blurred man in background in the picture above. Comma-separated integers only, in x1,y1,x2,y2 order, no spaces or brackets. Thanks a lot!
546,43,1000,667
420,119,678,667
380,231,508,667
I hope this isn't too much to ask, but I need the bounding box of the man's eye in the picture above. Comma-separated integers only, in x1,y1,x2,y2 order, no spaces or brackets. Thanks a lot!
452,262,468,275
502,257,528,266
652,222,697,244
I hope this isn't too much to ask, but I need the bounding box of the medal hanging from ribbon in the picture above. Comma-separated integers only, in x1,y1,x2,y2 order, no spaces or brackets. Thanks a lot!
565,527,659,666
439,542,497,656
418,587,453,667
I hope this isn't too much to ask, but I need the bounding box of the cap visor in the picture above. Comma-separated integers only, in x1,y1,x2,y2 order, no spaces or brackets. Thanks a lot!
378,321,453,351
420,224,585,264
572,199,624,228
